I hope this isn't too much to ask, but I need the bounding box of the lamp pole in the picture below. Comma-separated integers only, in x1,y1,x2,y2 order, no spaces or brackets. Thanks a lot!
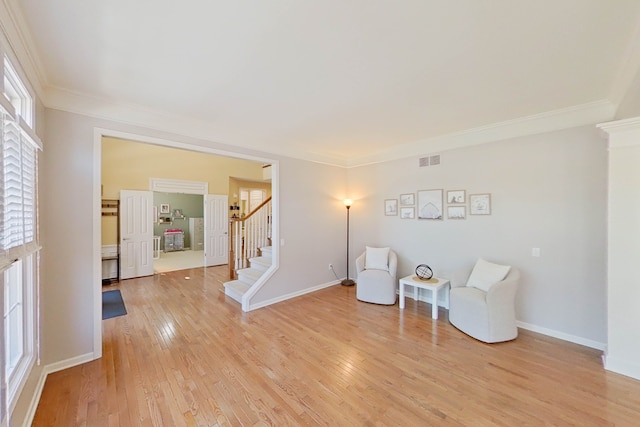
342,199,355,286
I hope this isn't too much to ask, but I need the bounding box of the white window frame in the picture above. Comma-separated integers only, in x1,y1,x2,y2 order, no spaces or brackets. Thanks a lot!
0,51,40,423
2,56,33,128
239,187,266,217
2,257,35,406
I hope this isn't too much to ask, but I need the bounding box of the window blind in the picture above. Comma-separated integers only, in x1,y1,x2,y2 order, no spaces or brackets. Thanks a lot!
0,99,41,272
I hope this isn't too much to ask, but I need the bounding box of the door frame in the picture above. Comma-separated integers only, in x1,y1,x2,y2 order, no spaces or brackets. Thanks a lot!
93,128,279,360
148,179,229,267
149,178,208,267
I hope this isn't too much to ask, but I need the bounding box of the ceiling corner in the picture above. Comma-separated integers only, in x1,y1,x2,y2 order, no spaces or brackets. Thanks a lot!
0,0,50,99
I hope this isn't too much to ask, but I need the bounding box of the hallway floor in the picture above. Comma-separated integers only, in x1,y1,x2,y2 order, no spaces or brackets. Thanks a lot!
154,249,205,273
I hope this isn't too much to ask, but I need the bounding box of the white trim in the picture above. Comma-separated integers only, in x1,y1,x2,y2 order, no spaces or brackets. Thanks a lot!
247,280,340,311
0,0,47,98
98,128,269,164
93,127,279,341
92,130,102,359
597,116,640,148
17,117,41,150
241,161,280,312
603,354,640,381
21,352,95,427
395,293,605,350
149,178,208,195
0,92,15,118
516,321,606,351
45,89,618,168
349,100,616,167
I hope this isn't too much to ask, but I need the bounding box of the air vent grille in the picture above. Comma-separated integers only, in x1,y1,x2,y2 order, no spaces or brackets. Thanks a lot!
419,154,441,167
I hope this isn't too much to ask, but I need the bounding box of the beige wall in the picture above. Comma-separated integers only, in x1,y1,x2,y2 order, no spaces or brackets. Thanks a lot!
101,137,267,244
347,125,608,347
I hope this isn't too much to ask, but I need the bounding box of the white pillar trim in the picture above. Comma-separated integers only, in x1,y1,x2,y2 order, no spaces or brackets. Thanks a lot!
597,116,640,148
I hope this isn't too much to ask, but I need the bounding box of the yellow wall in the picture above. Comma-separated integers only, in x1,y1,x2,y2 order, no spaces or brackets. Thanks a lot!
228,177,272,214
101,137,268,244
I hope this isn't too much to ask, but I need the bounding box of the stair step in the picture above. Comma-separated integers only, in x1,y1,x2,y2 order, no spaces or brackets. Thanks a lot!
237,267,263,283
250,256,271,271
260,246,272,257
224,280,250,303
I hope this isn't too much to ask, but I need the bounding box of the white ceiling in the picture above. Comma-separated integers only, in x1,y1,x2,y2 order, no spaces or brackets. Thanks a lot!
9,0,640,166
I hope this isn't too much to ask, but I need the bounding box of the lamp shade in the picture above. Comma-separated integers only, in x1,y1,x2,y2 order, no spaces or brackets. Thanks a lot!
344,199,353,207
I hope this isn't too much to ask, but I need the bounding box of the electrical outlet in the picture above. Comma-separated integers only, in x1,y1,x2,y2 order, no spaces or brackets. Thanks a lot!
328,263,333,270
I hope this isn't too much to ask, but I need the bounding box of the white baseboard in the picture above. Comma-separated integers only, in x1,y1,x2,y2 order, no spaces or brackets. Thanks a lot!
22,352,97,427
403,291,606,351
43,352,96,375
516,321,606,351
247,280,341,311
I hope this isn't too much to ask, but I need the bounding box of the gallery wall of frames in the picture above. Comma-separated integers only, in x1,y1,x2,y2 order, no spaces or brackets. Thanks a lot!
384,190,491,220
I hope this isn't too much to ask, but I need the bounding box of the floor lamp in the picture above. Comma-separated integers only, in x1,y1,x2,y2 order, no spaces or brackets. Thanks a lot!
341,199,355,286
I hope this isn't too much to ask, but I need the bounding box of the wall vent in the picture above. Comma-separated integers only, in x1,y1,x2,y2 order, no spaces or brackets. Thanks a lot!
419,154,441,167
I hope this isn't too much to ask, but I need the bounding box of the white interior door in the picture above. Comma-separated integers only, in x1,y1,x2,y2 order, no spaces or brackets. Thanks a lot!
204,194,228,267
120,190,154,279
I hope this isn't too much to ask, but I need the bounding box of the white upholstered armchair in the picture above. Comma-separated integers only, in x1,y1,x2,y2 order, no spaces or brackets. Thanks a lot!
356,247,398,305
448,259,520,343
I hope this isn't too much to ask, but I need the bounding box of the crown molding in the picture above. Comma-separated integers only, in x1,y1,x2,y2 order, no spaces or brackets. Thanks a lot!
0,0,49,98
45,86,615,169
597,116,640,148
44,85,351,167
347,100,617,167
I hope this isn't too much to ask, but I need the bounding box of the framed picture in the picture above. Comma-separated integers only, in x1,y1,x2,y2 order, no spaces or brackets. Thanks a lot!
417,189,443,220
384,199,398,216
469,193,491,215
447,190,465,204
160,203,170,214
447,206,466,219
400,193,415,206
400,207,415,219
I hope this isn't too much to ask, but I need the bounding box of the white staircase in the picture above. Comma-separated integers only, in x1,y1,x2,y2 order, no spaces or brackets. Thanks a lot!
224,245,272,303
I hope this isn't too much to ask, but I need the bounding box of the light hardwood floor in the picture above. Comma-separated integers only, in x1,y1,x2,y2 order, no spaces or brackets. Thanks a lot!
33,266,640,426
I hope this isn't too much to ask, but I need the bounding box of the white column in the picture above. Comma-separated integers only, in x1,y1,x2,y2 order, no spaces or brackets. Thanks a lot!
598,117,640,380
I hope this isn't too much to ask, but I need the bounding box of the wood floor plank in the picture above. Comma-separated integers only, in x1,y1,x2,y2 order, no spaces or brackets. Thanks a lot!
31,265,640,426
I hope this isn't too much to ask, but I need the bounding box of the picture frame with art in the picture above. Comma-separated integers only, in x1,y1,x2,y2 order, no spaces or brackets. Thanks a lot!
469,193,491,215
400,193,415,206
160,203,170,214
400,207,415,219
447,205,466,219
417,189,443,220
447,190,465,204
384,199,398,216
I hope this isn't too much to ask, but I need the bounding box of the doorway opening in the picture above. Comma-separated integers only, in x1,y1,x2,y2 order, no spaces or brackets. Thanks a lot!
153,192,205,273
94,129,279,359
100,136,273,281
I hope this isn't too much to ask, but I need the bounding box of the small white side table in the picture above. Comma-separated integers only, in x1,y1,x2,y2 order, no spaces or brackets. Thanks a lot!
398,275,450,319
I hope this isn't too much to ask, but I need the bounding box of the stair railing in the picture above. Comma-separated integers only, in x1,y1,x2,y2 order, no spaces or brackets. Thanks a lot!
229,197,272,279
